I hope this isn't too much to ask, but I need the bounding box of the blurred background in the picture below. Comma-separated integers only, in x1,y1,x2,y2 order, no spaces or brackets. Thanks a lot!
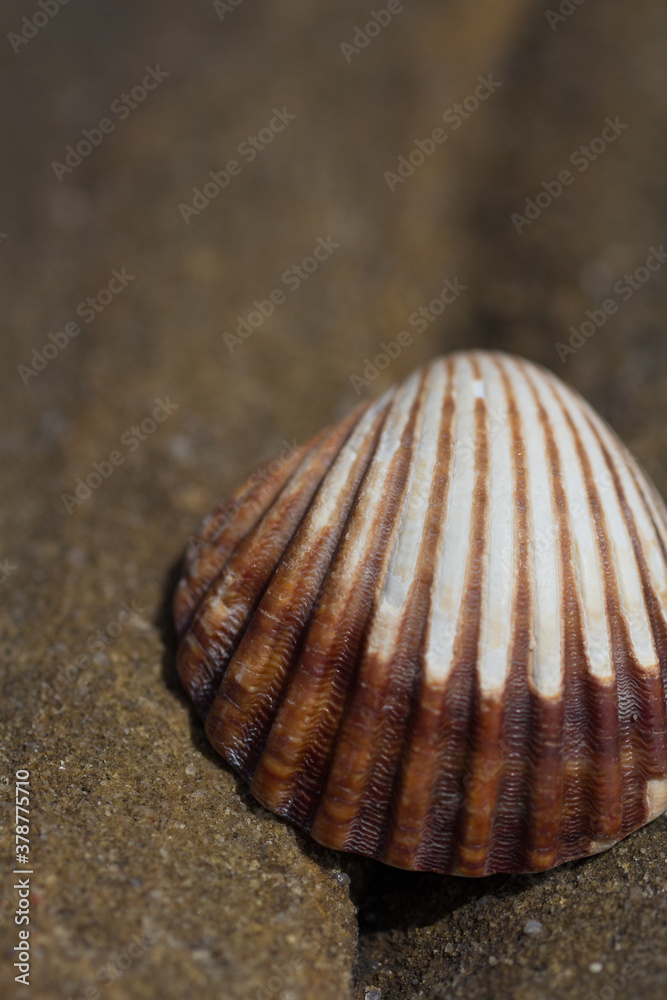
1,1,666,999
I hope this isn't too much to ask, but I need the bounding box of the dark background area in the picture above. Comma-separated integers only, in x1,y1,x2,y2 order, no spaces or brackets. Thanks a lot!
1,1,666,998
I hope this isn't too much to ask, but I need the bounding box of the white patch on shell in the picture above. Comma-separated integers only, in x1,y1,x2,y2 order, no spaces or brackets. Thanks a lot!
586,404,667,623
327,369,423,609
476,354,515,696
553,377,658,672
424,355,476,685
366,361,448,662
646,777,667,821
506,358,563,698
298,390,392,539
535,371,613,683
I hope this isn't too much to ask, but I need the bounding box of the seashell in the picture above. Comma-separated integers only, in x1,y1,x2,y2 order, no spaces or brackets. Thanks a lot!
174,351,667,876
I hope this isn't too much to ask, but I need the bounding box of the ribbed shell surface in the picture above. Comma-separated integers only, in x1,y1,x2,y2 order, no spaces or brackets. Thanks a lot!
174,351,667,875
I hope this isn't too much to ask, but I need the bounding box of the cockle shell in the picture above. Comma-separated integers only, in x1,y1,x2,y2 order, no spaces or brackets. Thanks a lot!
174,351,667,876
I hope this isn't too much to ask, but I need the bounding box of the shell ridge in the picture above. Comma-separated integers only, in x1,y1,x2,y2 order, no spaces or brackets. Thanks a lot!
525,363,614,867
376,358,460,870
282,376,426,827
306,367,433,851
402,354,476,872
337,361,455,862
472,355,525,873
491,357,568,870
422,355,481,688
563,388,659,671
337,365,439,854
551,380,651,849
586,414,667,664
202,395,391,761
484,356,536,873
557,377,667,560
240,392,398,805
500,361,562,700
549,375,667,856
174,412,366,635
533,368,613,860
174,436,312,636
625,458,667,583
242,370,420,831
182,403,373,717
554,392,653,841
443,354,499,875
587,420,667,822
415,354,492,873
455,353,533,873
644,477,667,552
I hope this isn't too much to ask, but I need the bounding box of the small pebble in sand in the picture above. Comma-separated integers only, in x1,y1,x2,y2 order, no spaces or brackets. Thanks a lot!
589,962,604,974
523,920,543,936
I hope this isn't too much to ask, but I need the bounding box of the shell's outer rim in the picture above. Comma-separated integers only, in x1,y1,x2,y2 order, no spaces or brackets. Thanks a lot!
175,349,667,876
243,756,667,876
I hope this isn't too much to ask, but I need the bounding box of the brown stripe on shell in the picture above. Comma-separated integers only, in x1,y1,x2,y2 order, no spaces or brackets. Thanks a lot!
631,469,667,703
421,354,492,876
587,418,667,820
209,394,393,785
371,355,481,873
558,398,646,839
527,364,623,868
173,431,316,637
556,380,666,840
316,381,440,857
629,463,667,584
292,370,430,848
340,361,462,864
627,465,667,711
482,357,534,875
177,406,367,718
373,359,458,871
375,354,490,874
644,476,667,551
500,363,563,871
